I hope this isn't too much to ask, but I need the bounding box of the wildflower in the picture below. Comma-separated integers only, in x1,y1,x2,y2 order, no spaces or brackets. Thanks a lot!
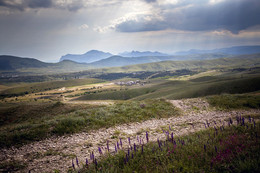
242,117,245,126
171,132,174,143
76,156,79,167
157,138,161,148
132,153,134,159
98,147,102,155
142,145,144,153
134,143,137,152
146,131,149,143
126,154,129,162
86,158,88,167
204,144,206,152
115,144,117,153
107,141,109,152
169,125,171,131
117,141,120,149
128,137,131,146
92,152,95,160
72,159,75,170
90,152,93,160
120,138,123,148
229,118,233,125
128,148,130,156
215,146,218,153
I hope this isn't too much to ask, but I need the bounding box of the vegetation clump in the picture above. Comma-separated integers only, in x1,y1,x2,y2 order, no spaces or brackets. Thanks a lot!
74,117,260,173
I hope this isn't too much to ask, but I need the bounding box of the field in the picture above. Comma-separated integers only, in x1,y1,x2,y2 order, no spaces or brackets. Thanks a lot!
0,55,260,172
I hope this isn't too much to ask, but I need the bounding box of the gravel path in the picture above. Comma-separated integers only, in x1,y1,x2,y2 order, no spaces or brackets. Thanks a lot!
0,98,259,173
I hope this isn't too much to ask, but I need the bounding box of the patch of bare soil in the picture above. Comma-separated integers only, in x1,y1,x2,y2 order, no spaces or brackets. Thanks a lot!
0,98,259,173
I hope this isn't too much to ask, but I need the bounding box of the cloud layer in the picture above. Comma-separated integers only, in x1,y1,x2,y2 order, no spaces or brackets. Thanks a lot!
113,0,260,34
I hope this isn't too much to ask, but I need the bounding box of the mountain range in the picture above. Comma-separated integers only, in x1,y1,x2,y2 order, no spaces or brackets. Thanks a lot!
118,51,168,57
175,45,260,55
1,45,260,74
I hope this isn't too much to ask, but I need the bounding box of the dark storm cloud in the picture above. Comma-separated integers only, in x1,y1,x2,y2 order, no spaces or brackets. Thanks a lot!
115,0,260,33
0,0,53,10
27,0,52,8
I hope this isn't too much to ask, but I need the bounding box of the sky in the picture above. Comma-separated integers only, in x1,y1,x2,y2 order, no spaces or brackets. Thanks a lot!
0,0,260,62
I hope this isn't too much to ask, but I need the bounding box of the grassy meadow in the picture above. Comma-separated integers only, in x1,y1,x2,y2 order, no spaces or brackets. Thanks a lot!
0,54,260,172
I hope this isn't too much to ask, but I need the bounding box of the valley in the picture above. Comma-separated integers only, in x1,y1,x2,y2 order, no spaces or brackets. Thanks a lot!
0,52,260,172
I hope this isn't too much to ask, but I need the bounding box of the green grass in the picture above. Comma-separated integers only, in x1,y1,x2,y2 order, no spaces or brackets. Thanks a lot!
207,94,260,110
0,78,104,98
78,121,260,173
75,87,156,100
133,75,260,100
0,99,179,148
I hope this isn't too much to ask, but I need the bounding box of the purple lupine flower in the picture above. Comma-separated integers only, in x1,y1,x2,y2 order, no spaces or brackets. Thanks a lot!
229,118,233,125
204,144,206,152
171,132,174,143
137,136,139,142
120,138,123,148
206,120,210,127
169,125,171,131
128,137,131,146
157,138,161,148
76,156,79,167
142,145,144,153
72,159,75,170
204,123,207,128
215,146,217,153
242,117,245,126
166,131,170,141
92,151,95,160
126,154,129,162
94,159,98,167
90,152,93,160
128,148,130,156
248,116,251,123
146,131,149,143
134,143,136,152
86,158,88,167
98,147,103,155
131,153,134,159
107,141,110,152
115,144,117,153
117,141,120,149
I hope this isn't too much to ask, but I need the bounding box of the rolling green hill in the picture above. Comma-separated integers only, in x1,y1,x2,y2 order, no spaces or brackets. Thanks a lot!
0,55,93,74
98,53,260,72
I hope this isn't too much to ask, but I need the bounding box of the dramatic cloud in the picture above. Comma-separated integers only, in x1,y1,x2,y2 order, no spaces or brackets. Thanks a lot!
113,0,260,34
0,0,259,61
0,0,53,10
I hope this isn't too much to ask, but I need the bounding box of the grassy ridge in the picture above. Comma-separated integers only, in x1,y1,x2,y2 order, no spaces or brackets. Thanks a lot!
0,78,104,98
134,76,260,100
73,75,260,101
96,54,260,73
207,94,260,110
75,87,156,101
78,121,260,173
0,99,179,148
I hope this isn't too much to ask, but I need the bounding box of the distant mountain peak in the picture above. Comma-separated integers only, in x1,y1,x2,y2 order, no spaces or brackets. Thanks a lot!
60,50,113,63
119,50,169,57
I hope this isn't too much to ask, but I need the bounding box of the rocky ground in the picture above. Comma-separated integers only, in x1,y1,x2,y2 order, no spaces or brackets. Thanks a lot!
1,98,259,173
